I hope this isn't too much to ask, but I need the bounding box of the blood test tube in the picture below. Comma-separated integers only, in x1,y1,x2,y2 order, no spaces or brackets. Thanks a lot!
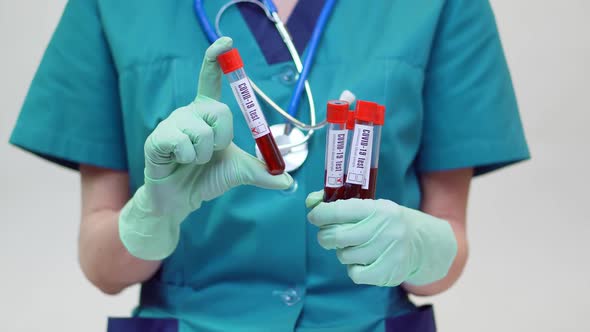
362,104,385,199
344,101,378,200
323,100,350,202
217,48,285,175
331,109,356,201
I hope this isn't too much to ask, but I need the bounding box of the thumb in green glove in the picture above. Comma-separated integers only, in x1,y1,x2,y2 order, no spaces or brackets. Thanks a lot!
306,190,457,287
119,37,292,260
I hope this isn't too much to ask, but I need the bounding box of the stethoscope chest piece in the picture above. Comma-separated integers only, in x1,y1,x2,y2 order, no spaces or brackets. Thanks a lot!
255,123,309,173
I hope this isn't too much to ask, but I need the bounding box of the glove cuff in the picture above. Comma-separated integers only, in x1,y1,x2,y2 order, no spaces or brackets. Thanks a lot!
118,186,187,260
402,207,458,286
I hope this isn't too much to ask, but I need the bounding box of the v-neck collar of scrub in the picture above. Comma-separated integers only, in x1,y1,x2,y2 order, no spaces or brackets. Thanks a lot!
237,0,325,65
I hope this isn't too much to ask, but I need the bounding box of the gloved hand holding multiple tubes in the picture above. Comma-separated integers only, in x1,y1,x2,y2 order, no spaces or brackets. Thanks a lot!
118,37,292,260
305,191,457,287
306,101,457,287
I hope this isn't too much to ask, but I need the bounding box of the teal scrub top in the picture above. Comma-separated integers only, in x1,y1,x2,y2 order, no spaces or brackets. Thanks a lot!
10,0,530,331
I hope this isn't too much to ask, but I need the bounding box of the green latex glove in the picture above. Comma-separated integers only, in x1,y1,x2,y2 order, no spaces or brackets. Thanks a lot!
305,191,457,286
119,37,293,260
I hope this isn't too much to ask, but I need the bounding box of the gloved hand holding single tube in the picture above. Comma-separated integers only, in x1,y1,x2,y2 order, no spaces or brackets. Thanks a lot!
118,37,293,261
305,190,457,287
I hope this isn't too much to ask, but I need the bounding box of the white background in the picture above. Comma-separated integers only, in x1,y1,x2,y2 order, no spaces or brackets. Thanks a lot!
1,1,589,331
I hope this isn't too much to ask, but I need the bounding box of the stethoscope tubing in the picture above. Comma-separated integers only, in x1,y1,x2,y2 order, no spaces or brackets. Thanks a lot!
193,0,333,134
285,0,336,118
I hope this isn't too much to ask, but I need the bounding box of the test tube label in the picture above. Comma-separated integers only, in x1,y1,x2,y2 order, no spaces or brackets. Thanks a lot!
326,129,349,188
346,124,374,188
230,77,270,139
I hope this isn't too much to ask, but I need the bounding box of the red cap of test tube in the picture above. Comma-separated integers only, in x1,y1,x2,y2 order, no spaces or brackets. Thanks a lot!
217,48,244,74
355,100,379,122
346,110,356,130
375,104,386,126
326,100,349,123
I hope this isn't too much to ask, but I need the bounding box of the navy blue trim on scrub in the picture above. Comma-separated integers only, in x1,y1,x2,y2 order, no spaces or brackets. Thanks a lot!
107,317,178,332
238,0,325,64
385,305,437,332
106,306,434,331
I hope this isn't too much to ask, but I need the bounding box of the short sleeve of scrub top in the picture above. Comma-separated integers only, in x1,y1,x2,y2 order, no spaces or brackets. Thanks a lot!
9,0,127,171
418,0,530,175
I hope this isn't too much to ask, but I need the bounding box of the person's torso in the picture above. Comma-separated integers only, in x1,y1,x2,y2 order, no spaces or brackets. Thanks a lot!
99,0,445,330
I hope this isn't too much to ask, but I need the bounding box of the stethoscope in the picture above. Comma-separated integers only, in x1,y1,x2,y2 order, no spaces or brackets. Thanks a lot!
194,0,353,172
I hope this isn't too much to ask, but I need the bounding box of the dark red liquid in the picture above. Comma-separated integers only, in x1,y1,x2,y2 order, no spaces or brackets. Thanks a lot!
324,171,346,202
255,133,285,175
360,168,378,199
324,186,345,202
324,169,379,201
330,168,378,201
343,183,362,200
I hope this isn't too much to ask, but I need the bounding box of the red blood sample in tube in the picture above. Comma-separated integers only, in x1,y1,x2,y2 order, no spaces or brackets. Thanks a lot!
363,168,379,199
217,48,285,175
323,100,350,202
344,100,378,200
323,109,355,201
256,135,285,175
361,104,385,199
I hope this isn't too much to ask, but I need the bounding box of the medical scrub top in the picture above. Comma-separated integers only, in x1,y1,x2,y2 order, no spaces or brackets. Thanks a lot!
10,0,529,331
